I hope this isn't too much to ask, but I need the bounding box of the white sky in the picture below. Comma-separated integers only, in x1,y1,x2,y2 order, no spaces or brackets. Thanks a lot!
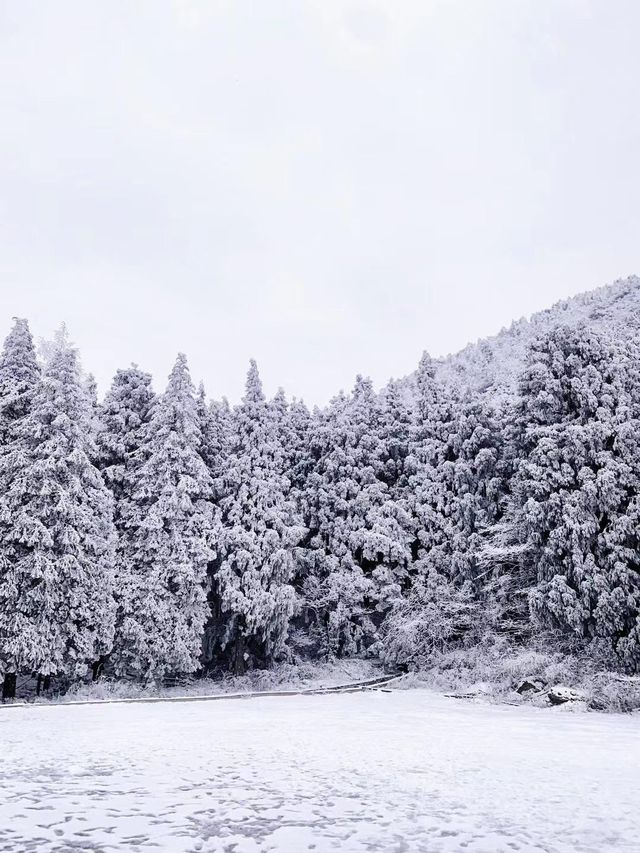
1,1,639,404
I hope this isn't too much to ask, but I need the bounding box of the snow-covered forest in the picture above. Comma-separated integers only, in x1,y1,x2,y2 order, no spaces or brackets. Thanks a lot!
2,277,640,700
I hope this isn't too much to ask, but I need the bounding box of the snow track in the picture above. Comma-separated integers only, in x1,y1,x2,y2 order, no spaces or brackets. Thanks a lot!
0,673,404,710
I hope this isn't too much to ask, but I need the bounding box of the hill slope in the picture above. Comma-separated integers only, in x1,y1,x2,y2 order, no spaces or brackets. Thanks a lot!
429,275,640,403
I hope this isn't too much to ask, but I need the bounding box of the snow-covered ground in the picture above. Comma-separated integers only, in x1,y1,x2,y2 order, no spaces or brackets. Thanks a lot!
1,690,638,853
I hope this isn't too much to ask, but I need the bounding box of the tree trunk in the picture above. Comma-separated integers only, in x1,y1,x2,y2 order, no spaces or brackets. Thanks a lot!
43,675,51,692
36,674,42,696
233,634,246,676
2,673,16,702
92,658,104,681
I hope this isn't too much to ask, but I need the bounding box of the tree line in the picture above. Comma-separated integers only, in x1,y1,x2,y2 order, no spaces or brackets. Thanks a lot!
1,317,639,699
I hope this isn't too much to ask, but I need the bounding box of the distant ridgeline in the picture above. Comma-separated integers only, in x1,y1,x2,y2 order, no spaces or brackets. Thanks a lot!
1,276,640,699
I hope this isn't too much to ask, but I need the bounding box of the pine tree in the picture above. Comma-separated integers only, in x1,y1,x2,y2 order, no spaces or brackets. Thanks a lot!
406,353,457,579
98,366,156,504
300,376,412,657
0,319,41,699
288,398,314,492
410,387,504,586
213,361,304,674
96,365,156,676
378,378,414,498
382,352,506,666
197,384,232,481
83,372,102,447
196,383,233,668
0,318,41,437
113,354,214,681
490,326,640,667
0,334,116,691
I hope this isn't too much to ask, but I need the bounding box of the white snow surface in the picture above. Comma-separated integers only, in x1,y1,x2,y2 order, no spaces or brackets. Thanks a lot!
1,689,638,853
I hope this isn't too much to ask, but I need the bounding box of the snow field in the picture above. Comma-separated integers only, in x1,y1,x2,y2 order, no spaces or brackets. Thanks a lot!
1,689,638,852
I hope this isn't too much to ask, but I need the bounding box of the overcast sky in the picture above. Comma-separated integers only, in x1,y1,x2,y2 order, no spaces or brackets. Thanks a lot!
1,1,639,404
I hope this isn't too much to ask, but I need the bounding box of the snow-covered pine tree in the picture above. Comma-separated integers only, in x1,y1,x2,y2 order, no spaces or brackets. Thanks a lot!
380,355,460,665
268,388,294,479
268,389,317,503
196,383,212,464
411,394,504,586
378,378,415,499
96,365,156,677
0,318,41,438
271,394,319,654
197,384,233,482
0,333,116,692
209,398,233,479
406,352,457,576
491,325,640,667
369,378,416,618
213,360,304,674
195,383,233,669
0,318,41,699
98,365,156,505
382,352,506,667
114,354,214,682
300,375,412,658
287,398,314,493
83,372,103,448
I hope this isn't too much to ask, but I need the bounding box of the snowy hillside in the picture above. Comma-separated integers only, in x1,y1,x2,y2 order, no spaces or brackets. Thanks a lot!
429,276,640,402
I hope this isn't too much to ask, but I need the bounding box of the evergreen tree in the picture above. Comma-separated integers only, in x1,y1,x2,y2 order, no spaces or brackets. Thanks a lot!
213,361,304,674
83,372,102,446
382,353,505,666
378,378,415,498
491,326,640,667
196,383,233,668
287,398,314,493
96,365,156,676
406,353,457,580
0,335,116,690
209,397,233,476
113,354,214,681
407,351,505,584
0,318,41,438
197,384,232,481
0,318,41,699
300,376,412,657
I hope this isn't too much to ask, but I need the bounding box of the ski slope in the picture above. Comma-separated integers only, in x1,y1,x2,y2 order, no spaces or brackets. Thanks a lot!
1,689,638,852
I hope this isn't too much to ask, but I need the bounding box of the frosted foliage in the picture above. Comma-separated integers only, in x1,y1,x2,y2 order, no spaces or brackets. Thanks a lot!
382,570,478,668
300,376,413,657
96,366,157,676
114,354,214,680
98,367,155,501
285,398,314,492
0,318,40,435
214,361,304,672
410,354,504,582
498,326,640,665
0,319,42,679
0,336,115,679
197,385,233,493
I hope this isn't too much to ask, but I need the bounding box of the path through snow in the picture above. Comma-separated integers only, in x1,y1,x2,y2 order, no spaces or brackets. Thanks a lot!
0,690,638,852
